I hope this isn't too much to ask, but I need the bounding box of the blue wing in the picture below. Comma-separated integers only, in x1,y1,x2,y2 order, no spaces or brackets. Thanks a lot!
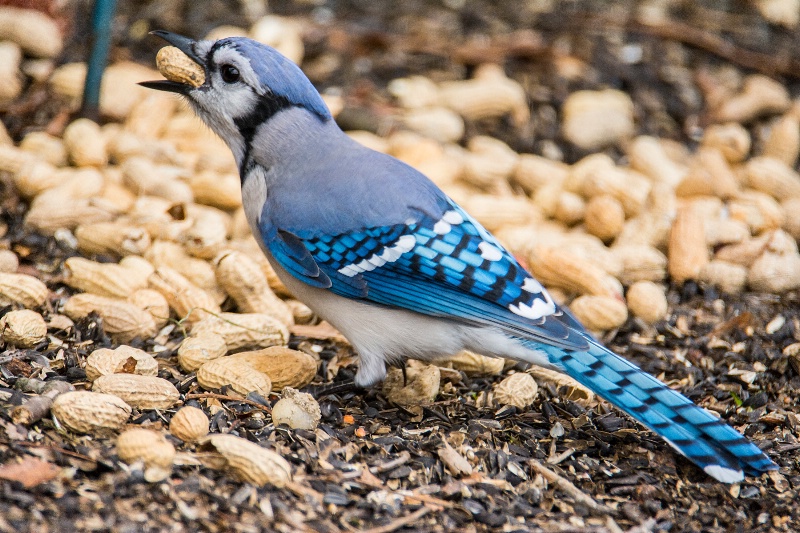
259,192,779,481
260,196,589,351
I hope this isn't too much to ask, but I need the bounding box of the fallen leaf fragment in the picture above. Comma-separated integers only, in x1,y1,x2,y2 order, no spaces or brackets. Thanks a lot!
0,456,61,488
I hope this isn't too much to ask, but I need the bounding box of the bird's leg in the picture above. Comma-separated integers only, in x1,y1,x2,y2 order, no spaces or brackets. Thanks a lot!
393,359,408,387
354,350,388,388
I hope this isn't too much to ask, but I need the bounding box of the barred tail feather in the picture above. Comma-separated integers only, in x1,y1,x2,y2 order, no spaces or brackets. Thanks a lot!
541,341,777,483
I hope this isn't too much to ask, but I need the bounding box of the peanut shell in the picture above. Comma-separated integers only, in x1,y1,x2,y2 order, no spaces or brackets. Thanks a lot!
197,357,272,396
215,251,293,325
0,309,46,348
711,75,790,124
527,366,595,404
668,206,709,283
628,136,687,187
169,406,209,442
148,266,220,325
230,347,317,391
0,250,19,273
762,113,800,167
441,350,505,376
514,154,570,194
745,156,800,200
116,428,175,482
402,107,464,144
626,281,668,324
84,346,159,382
562,89,634,150
177,332,228,372
202,434,291,487
191,312,289,352
748,252,800,293
63,257,145,299
156,46,205,87
182,209,229,260
701,122,751,163
92,374,180,410
699,260,748,294
24,198,117,234
128,288,171,329
0,41,22,105
63,293,157,342
611,245,667,284
190,170,242,210
382,361,440,406
461,136,519,189
494,373,538,409
529,246,623,299
0,272,48,308
75,221,151,257
569,295,628,331
584,194,625,242
271,388,321,430
438,64,529,126
51,391,131,435
62,119,108,167
0,6,63,58
19,131,67,166
729,190,785,233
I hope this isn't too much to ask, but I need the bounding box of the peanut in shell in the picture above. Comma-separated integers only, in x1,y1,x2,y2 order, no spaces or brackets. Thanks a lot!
156,46,205,87
51,391,132,435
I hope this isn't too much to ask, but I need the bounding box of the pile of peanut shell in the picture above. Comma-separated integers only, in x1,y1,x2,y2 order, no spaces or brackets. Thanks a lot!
1,6,800,491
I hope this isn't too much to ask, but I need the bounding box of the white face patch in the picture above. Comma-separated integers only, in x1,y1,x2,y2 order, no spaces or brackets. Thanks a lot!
338,234,416,277
186,44,266,165
478,242,503,261
212,46,264,94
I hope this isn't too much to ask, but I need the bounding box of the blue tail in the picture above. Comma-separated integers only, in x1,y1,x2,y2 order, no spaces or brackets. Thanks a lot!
539,340,777,482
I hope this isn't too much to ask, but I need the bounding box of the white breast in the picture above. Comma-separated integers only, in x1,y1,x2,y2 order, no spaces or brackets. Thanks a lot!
241,165,269,233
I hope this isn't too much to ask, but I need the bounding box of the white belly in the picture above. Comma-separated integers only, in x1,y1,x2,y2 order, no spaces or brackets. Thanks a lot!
269,257,553,385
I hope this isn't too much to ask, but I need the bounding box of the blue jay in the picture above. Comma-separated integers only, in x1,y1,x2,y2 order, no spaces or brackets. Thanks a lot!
141,31,778,483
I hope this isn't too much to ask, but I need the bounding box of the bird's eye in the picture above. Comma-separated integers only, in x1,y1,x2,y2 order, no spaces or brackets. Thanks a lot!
220,64,240,83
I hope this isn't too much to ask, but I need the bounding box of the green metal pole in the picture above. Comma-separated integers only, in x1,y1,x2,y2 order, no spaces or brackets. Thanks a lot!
80,0,118,120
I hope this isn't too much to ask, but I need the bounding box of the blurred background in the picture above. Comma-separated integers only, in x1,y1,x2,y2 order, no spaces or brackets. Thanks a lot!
0,1,799,531
2,0,800,158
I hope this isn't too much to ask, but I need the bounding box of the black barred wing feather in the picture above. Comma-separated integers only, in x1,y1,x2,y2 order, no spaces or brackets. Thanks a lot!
291,202,589,351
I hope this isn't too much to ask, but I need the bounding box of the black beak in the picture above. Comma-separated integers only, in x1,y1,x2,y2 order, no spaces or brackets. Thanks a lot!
138,30,204,95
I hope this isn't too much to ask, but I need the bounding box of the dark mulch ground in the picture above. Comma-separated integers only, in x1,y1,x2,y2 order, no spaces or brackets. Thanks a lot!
1,1,800,532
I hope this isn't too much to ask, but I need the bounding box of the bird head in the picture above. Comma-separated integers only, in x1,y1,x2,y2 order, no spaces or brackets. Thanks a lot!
140,31,332,162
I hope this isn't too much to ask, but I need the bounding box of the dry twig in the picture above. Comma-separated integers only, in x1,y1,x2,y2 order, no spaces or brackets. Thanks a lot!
529,459,613,513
